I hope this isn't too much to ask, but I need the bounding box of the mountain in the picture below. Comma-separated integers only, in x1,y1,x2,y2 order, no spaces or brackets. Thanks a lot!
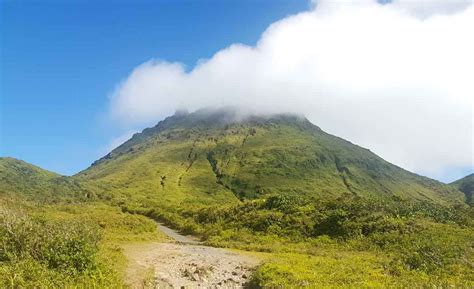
2,108,472,288
76,108,464,208
0,157,89,201
451,173,474,204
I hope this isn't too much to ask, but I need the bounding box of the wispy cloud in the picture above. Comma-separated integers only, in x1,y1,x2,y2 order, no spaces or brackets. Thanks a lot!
108,0,473,179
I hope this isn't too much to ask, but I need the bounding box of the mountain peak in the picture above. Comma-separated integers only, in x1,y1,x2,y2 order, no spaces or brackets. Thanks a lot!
142,107,312,141
170,107,307,125
173,108,190,116
81,108,464,205
90,107,313,167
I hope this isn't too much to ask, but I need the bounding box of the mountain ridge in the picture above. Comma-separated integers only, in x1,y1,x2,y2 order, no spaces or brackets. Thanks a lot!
1,108,471,287
89,108,316,168
75,108,464,206
451,173,474,204
1,108,465,205
0,157,89,201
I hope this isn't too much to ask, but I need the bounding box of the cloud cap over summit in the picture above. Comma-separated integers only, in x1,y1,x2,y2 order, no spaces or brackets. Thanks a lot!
109,0,473,180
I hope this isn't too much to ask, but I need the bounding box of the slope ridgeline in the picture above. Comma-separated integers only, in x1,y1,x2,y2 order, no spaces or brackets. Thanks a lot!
76,108,464,207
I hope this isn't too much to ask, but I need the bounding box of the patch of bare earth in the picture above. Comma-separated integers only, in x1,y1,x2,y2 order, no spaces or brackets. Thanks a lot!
123,225,259,288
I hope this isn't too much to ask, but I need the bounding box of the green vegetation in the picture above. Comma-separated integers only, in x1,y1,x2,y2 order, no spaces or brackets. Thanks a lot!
0,157,90,202
451,173,474,204
1,204,103,287
78,109,464,207
0,194,164,288
0,159,165,288
126,194,473,287
1,109,472,287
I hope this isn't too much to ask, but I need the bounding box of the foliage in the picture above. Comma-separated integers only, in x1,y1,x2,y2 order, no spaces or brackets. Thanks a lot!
76,109,465,211
0,157,91,202
0,204,104,286
0,196,163,288
137,194,474,287
451,173,474,204
1,109,472,287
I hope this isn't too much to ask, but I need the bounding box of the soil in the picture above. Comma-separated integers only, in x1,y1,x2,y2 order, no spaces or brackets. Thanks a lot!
123,223,259,289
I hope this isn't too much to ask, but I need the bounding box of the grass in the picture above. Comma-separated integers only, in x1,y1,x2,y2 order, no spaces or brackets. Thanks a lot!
1,109,472,287
76,110,464,208
451,173,474,204
0,194,165,288
130,194,474,288
252,251,391,288
73,110,471,287
3,189,471,287
0,157,89,202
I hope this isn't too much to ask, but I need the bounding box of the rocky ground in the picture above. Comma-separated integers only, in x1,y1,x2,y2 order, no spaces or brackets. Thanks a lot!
124,224,259,288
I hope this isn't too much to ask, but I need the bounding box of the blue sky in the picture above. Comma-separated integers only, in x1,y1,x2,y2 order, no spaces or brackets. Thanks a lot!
1,1,472,182
1,0,309,175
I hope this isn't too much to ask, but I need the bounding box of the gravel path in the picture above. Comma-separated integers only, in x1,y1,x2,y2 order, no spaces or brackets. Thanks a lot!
155,223,201,245
124,224,259,289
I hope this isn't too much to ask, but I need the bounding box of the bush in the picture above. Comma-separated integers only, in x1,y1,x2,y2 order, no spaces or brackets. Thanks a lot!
0,206,101,275
263,193,304,213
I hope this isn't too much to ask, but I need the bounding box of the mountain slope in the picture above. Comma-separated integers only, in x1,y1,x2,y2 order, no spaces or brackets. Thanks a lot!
76,108,464,207
451,173,474,204
1,109,472,288
0,157,89,201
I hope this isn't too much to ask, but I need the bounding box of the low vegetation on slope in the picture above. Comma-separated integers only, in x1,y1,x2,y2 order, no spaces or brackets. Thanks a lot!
0,158,166,287
124,193,474,287
451,173,474,204
77,109,464,211
0,157,90,201
1,109,472,287
0,194,164,287
74,109,472,287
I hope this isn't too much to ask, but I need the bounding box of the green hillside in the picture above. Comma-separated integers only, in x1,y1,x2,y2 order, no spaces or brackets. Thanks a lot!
69,109,472,287
1,109,472,287
0,157,90,201
77,108,464,208
451,173,474,204
0,158,163,287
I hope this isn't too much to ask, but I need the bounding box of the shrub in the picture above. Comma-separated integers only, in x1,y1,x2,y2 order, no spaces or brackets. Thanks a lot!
0,207,100,274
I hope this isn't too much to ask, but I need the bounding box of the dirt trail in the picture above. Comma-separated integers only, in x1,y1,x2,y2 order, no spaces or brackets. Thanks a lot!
124,223,259,289
155,223,201,244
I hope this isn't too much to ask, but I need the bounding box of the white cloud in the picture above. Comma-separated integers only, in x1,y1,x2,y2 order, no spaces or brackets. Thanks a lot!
108,0,473,179
390,0,472,18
